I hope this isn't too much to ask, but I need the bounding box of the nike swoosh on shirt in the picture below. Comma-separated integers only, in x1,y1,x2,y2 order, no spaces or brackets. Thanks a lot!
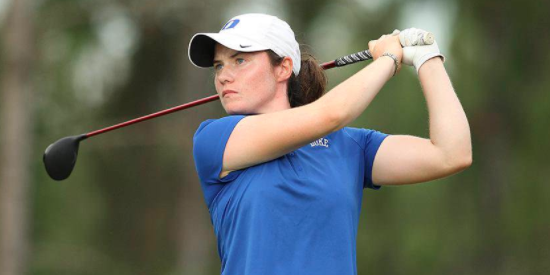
240,44,252,48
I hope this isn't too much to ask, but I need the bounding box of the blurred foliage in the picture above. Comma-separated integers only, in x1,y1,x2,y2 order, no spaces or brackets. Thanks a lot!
0,0,548,274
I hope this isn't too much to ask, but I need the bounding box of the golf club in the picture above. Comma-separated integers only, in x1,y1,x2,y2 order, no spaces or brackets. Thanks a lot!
42,48,391,181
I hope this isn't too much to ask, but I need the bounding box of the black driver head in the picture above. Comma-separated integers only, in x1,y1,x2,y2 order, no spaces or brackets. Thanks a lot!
43,134,88,181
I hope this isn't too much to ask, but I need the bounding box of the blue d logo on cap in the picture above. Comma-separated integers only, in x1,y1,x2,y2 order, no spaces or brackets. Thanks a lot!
221,19,240,31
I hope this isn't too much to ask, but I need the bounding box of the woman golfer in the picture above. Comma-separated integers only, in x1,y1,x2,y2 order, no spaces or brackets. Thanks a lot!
189,13,471,275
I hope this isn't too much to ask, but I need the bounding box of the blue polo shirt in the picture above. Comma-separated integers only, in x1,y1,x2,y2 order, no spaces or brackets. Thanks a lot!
193,115,389,275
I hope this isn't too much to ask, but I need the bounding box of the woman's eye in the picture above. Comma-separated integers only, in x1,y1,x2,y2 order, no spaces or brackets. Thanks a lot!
214,64,223,71
236,58,245,64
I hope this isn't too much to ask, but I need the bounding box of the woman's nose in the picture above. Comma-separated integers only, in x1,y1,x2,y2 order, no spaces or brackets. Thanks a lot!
217,67,235,84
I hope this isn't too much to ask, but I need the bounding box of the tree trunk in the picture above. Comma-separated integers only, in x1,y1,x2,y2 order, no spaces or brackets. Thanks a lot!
0,1,35,275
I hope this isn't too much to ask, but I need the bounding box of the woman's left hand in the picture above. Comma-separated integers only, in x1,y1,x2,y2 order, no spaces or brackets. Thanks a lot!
368,33,403,72
368,33,403,60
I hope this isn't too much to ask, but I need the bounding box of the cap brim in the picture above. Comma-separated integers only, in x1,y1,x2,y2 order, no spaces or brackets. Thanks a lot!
188,33,270,68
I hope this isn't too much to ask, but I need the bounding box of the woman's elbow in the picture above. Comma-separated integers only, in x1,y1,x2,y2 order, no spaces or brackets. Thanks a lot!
446,149,473,173
457,153,473,170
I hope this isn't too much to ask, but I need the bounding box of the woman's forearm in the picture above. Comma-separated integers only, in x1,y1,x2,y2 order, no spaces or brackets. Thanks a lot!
418,58,472,166
220,55,396,173
316,56,395,130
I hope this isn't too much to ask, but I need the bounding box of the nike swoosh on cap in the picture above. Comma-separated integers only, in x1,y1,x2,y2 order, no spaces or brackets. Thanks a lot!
240,44,252,48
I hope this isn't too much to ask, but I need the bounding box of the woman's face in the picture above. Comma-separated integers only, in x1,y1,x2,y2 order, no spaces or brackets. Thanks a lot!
213,44,283,115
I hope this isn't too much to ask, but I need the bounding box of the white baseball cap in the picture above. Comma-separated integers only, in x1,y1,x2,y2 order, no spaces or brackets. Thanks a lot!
188,13,301,75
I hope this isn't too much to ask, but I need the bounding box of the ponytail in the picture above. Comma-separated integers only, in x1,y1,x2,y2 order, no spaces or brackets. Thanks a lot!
267,49,327,108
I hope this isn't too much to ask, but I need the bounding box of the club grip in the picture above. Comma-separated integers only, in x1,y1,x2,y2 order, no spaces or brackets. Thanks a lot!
420,32,435,45
334,50,373,67
399,31,435,47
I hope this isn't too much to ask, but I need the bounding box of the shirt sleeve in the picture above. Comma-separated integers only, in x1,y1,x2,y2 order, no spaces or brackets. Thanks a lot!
362,129,389,189
343,127,389,190
193,115,246,206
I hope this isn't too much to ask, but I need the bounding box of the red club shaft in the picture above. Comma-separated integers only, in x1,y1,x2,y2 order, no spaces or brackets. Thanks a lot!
320,60,336,70
86,95,219,137
85,60,338,138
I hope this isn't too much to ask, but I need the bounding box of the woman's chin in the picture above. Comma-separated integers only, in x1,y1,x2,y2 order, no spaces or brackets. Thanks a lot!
222,101,249,115
225,106,248,115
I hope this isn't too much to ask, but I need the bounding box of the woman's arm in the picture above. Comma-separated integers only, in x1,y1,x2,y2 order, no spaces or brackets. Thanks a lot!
221,36,402,177
372,58,472,185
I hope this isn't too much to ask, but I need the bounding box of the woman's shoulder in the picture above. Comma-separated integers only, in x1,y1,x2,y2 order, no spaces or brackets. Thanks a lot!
335,126,389,150
195,115,247,137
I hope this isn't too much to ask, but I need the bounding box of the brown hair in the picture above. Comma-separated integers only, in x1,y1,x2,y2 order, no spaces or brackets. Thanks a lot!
267,49,327,108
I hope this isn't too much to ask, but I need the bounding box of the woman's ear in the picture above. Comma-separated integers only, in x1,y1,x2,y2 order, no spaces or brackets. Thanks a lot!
276,57,293,82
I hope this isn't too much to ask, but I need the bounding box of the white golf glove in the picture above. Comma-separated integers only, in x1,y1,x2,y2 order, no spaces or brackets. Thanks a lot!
395,28,446,73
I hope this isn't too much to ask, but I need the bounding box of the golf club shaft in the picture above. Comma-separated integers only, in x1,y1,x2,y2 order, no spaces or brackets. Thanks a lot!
86,49,373,138
86,95,220,137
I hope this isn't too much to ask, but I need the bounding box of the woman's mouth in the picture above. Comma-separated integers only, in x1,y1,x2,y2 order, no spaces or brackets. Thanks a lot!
222,90,238,97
